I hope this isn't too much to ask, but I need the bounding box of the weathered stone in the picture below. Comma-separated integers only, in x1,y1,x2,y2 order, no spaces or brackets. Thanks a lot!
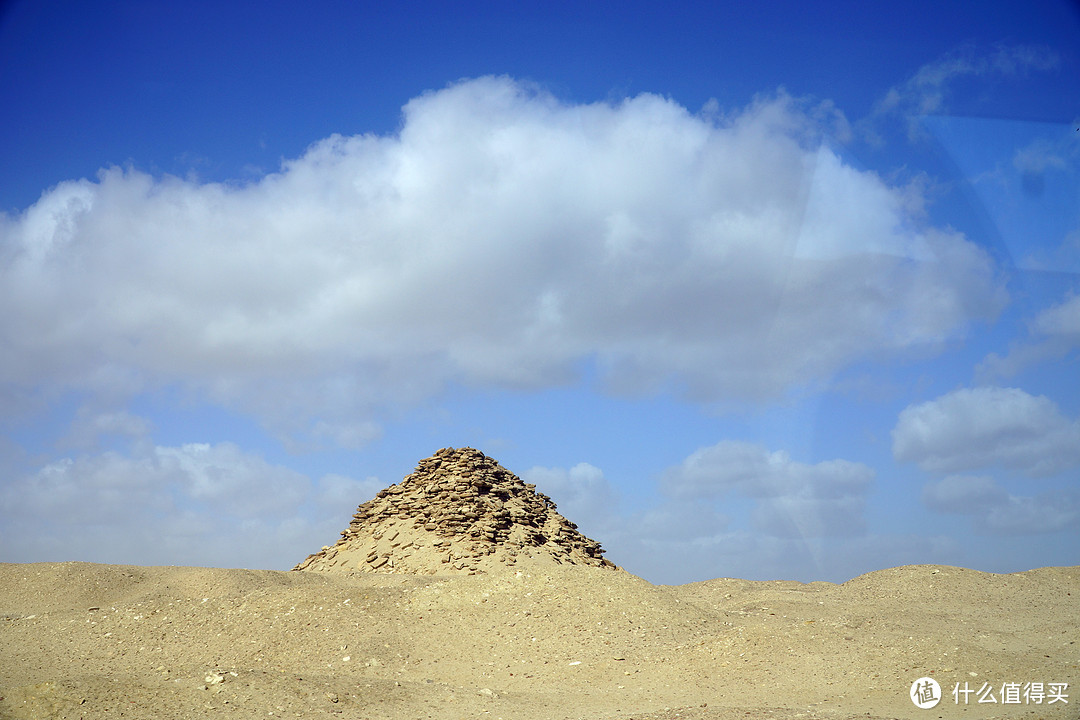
292,447,615,576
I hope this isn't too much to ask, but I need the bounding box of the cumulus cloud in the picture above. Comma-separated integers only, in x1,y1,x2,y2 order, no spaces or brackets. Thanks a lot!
661,440,874,538
893,387,1080,476
0,442,371,568
978,292,1080,379
922,474,1080,534
664,440,874,499
1032,292,1080,337
0,77,1006,445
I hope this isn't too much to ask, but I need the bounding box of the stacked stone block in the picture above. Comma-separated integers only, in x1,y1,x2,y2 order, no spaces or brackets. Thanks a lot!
293,447,614,575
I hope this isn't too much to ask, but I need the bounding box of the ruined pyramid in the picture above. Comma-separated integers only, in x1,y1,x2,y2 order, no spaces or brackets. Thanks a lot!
293,447,616,575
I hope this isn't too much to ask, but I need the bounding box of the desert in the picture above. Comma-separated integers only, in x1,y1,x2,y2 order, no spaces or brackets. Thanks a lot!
3,559,1078,720
2,449,1077,720
5,6,1080,718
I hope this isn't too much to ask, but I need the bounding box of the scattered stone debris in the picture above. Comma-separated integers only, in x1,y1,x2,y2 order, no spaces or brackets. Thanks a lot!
293,447,615,575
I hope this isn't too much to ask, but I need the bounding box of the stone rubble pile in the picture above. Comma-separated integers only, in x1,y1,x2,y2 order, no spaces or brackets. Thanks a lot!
293,447,615,575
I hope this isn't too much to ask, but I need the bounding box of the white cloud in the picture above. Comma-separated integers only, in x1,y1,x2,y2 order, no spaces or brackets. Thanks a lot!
0,442,366,569
661,440,874,539
982,492,1080,534
154,443,308,515
978,292,1080,379
1,77,1006,445
1032,292,1080,337
664,440,874,499
893,387,1080,476
922,475,1080,535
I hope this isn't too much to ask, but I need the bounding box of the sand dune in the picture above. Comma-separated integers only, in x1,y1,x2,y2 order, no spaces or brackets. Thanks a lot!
1,559,1077,719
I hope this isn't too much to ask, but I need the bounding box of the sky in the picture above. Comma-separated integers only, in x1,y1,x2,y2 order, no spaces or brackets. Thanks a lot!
0,1,1078,584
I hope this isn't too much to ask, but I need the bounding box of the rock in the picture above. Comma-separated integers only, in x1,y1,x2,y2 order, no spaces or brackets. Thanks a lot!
292,447,615,575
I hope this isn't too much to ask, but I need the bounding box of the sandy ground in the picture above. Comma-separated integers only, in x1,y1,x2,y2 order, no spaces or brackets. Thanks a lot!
1,560,1076,720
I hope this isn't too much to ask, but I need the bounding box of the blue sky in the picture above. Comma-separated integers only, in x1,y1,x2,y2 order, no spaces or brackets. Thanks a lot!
1,1,1078,583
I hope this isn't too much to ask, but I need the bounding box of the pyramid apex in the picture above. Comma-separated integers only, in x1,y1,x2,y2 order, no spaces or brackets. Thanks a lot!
294,448,615,576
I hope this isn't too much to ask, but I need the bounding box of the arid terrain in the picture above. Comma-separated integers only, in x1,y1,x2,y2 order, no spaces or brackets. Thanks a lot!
3,450,1077,719
1,559,1077,720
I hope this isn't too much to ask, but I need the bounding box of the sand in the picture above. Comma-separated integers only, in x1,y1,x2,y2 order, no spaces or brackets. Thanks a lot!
1,559,1077,719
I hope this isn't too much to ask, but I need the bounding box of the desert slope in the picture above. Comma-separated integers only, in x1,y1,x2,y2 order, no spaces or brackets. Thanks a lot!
2,560,1078,719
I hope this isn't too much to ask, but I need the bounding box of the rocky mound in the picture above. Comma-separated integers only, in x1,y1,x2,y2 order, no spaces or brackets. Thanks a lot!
293,447,615,575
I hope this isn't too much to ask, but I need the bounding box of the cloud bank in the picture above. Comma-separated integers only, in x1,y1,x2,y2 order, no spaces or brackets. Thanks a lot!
1,76,1006,445
524,441,884,582
893,386,1080,476
978,291,1080,379
922,474,1080,535
0,439,380,568
898,387,1080,537
661,440,874,538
